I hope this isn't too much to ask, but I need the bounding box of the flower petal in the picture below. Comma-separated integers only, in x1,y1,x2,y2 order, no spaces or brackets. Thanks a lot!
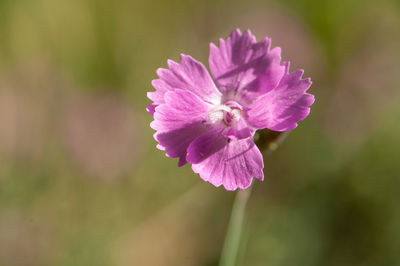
225,116,254,140
186,126,228,164
189,135,264,191
148,54,221,110
155,122,210,166
146,104,156,115
151,89,212,166
245,62,314,131
209,29,285,105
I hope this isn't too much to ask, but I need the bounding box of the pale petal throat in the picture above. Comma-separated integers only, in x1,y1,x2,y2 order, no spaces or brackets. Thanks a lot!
206,102,243,127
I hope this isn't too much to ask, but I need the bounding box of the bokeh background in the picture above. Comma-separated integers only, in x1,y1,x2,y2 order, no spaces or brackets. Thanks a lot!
1,0,400,265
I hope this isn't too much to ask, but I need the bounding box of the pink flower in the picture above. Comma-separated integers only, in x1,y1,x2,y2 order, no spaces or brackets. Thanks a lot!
147,29,314,190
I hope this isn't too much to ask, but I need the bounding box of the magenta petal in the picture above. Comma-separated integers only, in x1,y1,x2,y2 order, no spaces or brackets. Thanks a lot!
186,126,228,164
146,104,156,115
191,138,264,190
245,62,314,131
151,89,212,166
209,29,285,105
148,54,221,108
225,116,254,140
156,122,210,166
151,89,211,131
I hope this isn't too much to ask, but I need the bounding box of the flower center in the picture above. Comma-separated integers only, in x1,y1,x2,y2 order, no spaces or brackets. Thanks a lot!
206,101,243,127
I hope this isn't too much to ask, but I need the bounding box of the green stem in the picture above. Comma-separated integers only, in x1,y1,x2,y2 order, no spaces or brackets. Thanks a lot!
219,186,252,266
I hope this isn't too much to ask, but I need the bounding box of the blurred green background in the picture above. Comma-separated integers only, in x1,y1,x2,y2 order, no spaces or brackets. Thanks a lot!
1,0,400,265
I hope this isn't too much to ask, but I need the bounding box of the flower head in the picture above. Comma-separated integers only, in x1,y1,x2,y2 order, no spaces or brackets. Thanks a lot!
147,29,314,190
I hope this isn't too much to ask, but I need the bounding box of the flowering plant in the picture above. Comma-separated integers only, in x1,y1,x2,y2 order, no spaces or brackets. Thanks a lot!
147,29,314,190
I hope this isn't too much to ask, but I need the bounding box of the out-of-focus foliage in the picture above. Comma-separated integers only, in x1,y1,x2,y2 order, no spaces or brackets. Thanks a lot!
0,0,399,265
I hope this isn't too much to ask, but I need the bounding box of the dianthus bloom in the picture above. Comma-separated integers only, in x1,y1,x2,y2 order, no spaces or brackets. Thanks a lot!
147,29,314,190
